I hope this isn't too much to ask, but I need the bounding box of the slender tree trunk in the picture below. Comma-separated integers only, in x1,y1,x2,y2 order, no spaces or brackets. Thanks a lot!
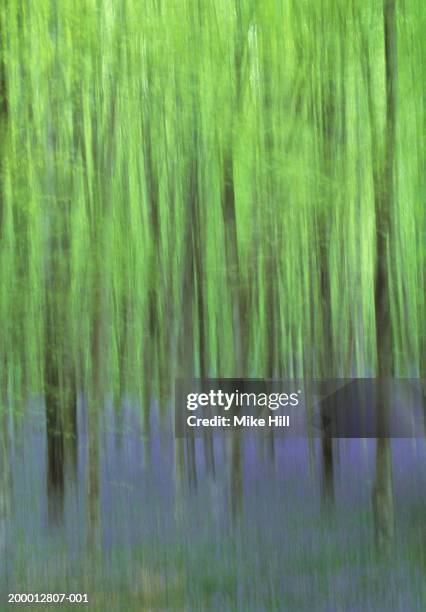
45,311,65,527
223,18,251,520
372,0,397,556
0,3,8,398
192,155,215,477
86,393,100,553
318,54,337,507
43,125,64,527
179,275,197,491
85,81,116,549
86,256,103,553
222,151,246,376
222,153,244,518
263,77,277,463
177,131,201,491
0,0,7,238
142,125,159,449
0,405,9,561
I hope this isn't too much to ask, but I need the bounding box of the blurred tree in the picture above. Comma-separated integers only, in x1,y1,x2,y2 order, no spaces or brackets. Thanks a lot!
372,0,398,556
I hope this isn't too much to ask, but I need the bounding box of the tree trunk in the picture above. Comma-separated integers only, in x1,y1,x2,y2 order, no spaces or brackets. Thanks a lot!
86,249,105,553
192,155,215,477
0,3,8,397
0,0,7,237
0,406,10,561
45,312,65,527
372,0,397,556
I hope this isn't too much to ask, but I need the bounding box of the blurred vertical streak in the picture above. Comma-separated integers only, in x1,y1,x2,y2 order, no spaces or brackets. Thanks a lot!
0,404,10,568
178,191,197,491
141,103,158,455
175,90,198,488
86,394,101,554
115,294,129,412
372,0,398,556
223,4,254,520
43,2,80,529
224,150,244,516
316,0,340,506
321,436,334,505
84,15,118,550
0,0,7,237
230,432,243,522
45,318,65,527
0,1,8,400
65,380,78,480
44,107,65,528
262,30,278,465
86,253,103,553
191,127,216,478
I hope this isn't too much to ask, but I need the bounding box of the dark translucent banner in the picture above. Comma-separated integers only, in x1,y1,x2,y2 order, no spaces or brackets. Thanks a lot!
175,379,426,438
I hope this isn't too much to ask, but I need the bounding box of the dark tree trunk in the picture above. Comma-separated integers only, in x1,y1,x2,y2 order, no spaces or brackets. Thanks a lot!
0,406,10,559
222,151,247,376
140,68,159,447
222,152,244,518
321,436,334,504
0,4,8,397
191,154,215,477
86,249,105,552
45,295,65,527
372,0,397,556
0,1,7,237
86,394,100,552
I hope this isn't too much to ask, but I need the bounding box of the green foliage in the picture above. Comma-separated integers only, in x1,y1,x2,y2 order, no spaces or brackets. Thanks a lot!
0,0,424,403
